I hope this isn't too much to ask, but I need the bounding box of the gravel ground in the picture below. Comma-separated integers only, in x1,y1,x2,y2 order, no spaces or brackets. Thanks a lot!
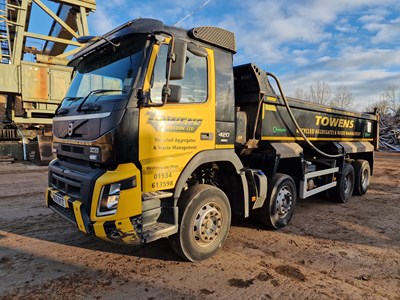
0,151,399,300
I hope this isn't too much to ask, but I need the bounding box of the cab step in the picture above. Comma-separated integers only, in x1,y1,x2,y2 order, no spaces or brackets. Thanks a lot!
141,222,177,243
142,191,173,201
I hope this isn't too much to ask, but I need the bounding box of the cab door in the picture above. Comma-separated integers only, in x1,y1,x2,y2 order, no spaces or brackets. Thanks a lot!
139,41,216,192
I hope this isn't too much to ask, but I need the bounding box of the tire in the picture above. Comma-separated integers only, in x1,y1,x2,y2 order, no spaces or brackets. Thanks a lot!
258,173,297,230
332,163,355,203
353,160,370,196
169,184,231,262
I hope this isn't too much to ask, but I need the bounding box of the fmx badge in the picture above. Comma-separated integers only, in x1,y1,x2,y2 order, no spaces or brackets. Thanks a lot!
146,112,202,133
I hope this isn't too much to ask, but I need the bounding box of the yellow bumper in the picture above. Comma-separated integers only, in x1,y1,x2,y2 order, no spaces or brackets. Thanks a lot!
46,163,143,244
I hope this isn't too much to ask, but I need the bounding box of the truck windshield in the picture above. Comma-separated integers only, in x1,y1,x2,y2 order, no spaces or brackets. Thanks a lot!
60,35,147,109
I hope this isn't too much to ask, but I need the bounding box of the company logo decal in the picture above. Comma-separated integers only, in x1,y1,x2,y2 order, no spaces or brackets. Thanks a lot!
146,112,202,132
273,127,287,134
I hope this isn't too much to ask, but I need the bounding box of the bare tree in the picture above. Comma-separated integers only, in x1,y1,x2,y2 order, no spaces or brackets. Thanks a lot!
365,99,389,115
294,88,306,99
305,81,332,105
330,86,354,109
380,86,400,115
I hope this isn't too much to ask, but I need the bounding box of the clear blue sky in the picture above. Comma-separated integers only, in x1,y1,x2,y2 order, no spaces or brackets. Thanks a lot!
29,0,400,109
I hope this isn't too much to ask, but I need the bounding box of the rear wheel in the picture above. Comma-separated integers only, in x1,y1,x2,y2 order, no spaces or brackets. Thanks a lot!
258,173,297,229
169,184,231,262
353,160,370,195
332,163,355,203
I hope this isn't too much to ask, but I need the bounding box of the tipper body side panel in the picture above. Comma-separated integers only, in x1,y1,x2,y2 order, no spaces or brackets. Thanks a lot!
261,98,376,142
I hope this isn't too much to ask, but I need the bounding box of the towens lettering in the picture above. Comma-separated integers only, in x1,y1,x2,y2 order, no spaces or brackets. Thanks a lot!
315,115,354,129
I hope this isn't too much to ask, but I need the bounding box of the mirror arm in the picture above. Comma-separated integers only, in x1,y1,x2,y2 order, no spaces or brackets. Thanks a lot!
167,52,176,62
138,31,174,108
153,30,175,106
162,85,171,98
163,35,175,105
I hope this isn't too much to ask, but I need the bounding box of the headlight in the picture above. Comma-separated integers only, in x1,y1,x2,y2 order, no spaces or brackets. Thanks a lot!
96,177,136,216
97,183,121,216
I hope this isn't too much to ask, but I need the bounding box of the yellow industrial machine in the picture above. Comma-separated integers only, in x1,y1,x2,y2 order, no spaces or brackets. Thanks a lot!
46,19,379,261
0,0,95,162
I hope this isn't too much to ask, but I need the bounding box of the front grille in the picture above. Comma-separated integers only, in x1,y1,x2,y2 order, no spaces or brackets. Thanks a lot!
48,159,106,213
51,173,81,199
61,145,84,154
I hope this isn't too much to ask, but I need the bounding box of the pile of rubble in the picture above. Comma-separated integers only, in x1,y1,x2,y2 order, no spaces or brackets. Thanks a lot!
379,114,400,151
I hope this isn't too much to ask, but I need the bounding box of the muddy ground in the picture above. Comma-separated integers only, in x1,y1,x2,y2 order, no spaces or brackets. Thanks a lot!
0,152,399,299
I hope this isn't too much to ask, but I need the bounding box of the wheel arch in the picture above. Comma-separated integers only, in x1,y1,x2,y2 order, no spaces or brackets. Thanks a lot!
261,142,304,183
173,149,249,217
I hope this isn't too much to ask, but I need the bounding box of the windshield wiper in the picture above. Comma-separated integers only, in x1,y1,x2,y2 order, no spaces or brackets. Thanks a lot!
63,96,83,101
55,96,83,115
80,103,101,112
76,89,124,112
56,107,69,115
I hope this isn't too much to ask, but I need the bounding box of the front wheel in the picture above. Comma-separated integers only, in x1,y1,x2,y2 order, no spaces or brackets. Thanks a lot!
258,173,297,229
169,184,231,262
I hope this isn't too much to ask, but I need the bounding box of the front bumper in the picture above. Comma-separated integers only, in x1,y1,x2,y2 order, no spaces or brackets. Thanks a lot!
46,187,143,244
46,161,144,244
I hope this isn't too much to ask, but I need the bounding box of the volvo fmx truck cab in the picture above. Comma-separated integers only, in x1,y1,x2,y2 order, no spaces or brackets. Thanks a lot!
46,18,379,261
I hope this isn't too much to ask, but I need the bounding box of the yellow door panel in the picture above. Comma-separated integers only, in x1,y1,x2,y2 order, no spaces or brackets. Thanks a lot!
139,103,215,191
139,46,215,192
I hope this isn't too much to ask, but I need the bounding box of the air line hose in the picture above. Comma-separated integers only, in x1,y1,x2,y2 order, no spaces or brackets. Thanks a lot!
265,72,343,158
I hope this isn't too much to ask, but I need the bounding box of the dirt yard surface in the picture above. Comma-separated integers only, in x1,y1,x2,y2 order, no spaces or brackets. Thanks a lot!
0,152,399,300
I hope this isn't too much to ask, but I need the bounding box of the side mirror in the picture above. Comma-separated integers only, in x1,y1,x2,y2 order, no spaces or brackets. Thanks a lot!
168,39,187,80
162,84,182,103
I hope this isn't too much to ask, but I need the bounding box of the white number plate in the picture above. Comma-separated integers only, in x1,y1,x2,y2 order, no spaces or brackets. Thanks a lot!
52,193,66,208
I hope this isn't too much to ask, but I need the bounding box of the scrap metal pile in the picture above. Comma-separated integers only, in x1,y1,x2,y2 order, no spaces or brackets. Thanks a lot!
379,114,400,152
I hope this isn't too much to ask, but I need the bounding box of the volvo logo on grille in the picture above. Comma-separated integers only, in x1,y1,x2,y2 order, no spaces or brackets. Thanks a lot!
67,122,74,137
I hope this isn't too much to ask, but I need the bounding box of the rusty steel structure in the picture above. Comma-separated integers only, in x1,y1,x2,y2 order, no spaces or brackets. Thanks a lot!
0,0,96,128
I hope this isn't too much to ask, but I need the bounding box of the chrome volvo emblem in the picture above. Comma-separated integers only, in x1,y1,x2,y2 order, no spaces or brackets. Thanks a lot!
67,122,74,137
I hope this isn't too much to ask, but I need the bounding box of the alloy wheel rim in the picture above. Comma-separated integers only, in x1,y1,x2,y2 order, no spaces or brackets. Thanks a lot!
193,202,222,247
276,186,293,218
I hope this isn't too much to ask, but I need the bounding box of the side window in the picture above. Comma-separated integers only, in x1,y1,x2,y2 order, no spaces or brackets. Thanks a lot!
151,43,208,104
151,45,168,104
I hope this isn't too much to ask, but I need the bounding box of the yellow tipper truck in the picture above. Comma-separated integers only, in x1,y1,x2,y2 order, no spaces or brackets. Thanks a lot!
46,19,379,261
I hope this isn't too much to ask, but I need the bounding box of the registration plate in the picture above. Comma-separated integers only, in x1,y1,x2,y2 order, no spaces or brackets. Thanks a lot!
52,193,66,208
